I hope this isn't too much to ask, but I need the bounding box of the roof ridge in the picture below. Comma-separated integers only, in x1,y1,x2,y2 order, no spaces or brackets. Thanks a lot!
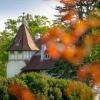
24,24,39,51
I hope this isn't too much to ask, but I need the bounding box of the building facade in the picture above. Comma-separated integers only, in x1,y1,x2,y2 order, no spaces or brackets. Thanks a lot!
7,23,55,78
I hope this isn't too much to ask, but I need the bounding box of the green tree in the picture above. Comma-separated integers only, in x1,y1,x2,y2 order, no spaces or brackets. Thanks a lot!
0,30,12,63
84,44,100,63
0,30,12,77
17,13,50,37
56,0,100,20
5,14,50,37
48,59,77,79
84,8,100,63
5,19,17,33
28,15,50,37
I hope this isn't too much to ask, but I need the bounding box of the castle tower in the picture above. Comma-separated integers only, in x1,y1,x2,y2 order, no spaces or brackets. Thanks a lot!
7,22,39,78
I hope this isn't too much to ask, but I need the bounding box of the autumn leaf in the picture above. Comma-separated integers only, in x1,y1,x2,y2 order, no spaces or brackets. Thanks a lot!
8,82,37,100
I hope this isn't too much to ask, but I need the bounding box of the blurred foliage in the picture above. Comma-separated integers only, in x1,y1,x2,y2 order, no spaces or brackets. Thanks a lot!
84,9,100,63
0,72,94,100
63,80,94,100
84,44,100,63
49,8,100,80
10,72,93,100
56,0,100,20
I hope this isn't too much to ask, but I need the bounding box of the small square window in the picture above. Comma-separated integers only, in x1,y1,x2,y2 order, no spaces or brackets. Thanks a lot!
18,51,22,53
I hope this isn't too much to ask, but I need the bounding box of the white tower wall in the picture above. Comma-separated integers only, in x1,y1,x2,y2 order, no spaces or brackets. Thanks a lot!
9,51,35,60
7,51,35,78
7,60,26,78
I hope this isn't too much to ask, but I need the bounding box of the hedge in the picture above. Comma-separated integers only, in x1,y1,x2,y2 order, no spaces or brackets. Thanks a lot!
14,72,94,100
0,72,94,100
0,77,9,100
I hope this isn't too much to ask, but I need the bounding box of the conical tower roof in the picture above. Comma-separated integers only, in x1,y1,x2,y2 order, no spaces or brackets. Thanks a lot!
9,24,39,51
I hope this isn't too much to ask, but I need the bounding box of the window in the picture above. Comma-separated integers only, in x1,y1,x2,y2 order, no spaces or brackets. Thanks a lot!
18,51,22,53
15,39,21,46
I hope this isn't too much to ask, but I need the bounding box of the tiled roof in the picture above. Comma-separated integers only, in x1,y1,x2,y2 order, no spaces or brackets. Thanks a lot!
9,24,39,51
35,38,43,49
22,56,56,71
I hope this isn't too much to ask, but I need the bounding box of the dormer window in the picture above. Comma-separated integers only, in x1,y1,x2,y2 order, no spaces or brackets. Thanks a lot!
15,39,21,46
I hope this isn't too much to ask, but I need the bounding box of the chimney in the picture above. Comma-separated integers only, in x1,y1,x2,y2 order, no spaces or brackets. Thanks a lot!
35,33,41,40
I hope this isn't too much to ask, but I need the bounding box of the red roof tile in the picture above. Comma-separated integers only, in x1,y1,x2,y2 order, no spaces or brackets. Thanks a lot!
35,38,43,49
9,24,39,51
22,56,56,71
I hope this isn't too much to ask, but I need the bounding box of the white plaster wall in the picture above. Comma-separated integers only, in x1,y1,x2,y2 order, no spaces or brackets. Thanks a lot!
7,61,26,78
22,51,35,60
7,51,35,78
9,51,35,60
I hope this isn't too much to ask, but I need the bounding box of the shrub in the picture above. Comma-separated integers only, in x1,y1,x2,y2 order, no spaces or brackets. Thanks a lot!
0,73,94,100
63,80,94,100
16,73,49,99
0,63,6,77
0,77,9,100
0,77,18,100
0,72,94,100
47,78,66,100
14,72,94,100
84,44,100,63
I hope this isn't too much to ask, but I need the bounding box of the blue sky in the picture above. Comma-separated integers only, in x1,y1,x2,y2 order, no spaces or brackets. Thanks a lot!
0,0,60,31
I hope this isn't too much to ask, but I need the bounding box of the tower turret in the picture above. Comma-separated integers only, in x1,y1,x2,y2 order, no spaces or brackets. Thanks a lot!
7,15,39,77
